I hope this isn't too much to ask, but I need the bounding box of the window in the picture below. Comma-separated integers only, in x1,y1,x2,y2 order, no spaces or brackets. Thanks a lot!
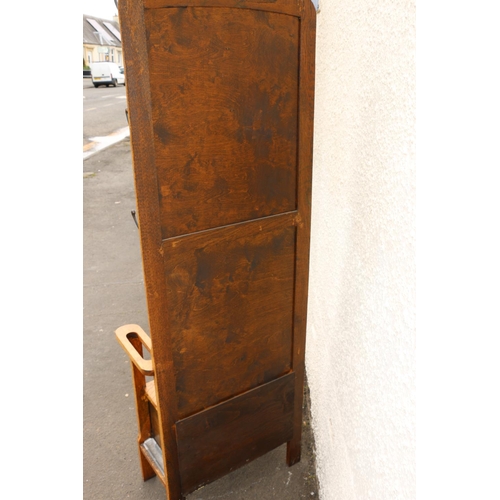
87,19,116,45
103,22,121,42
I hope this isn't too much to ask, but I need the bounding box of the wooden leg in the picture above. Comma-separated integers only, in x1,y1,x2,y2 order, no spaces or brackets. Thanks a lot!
286,367,305,467
129,336,156,481
286,435,302,466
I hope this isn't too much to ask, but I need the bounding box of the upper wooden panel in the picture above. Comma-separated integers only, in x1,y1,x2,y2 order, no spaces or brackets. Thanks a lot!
145,7,299,238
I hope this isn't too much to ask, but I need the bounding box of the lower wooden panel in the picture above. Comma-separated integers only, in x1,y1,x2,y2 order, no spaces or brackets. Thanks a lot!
164,212,297,418
176,372,295,494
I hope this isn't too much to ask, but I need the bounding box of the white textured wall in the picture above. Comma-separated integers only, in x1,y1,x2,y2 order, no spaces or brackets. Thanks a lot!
306,1,415,499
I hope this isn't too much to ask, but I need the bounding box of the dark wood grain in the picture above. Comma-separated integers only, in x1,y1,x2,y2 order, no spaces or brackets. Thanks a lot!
176,372,295,493
145,7,299,238
117,0,315,498
164,212,297,417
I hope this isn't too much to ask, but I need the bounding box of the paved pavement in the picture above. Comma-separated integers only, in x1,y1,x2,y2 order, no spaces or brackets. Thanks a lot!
83,137,319,499
83,78,129,158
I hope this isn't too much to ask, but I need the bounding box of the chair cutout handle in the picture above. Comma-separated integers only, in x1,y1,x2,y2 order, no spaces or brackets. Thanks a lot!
115,324,154,376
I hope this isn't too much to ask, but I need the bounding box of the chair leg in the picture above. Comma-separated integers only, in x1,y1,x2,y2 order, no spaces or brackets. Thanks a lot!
129,336,156,481
286,437,302,467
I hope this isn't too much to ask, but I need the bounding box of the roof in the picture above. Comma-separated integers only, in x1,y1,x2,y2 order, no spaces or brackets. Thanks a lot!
83,15,121,47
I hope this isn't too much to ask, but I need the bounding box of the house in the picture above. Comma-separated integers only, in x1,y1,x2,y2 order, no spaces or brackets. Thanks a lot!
83,14,122,67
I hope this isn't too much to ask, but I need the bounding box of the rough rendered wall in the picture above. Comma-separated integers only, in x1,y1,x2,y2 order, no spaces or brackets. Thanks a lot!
306,1,416,499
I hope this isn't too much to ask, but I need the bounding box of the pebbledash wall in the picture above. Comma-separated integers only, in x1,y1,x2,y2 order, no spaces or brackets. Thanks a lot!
306,1,416,499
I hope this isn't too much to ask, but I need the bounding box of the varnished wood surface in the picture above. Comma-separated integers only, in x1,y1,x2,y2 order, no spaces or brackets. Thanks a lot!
164,212,297,418
116,324,154,375
117,0,316,497
128,334,157,481
145,379,158,408
176,372,295,493
146,7,299,238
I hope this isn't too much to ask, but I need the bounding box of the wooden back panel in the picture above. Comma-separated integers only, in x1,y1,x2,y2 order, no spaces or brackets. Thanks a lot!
118,0,315,497
147,7,299,238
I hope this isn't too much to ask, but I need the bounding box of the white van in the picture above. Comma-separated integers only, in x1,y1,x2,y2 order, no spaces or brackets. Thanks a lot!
90,62,125,88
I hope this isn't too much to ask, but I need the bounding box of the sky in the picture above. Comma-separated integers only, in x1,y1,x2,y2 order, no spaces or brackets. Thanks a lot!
83,0,118,20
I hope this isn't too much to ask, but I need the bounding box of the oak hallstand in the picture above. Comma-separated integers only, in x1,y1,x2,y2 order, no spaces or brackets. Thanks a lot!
115,1,316,498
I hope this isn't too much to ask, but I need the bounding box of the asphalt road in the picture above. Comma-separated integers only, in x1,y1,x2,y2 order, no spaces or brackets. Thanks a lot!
83,77,128,150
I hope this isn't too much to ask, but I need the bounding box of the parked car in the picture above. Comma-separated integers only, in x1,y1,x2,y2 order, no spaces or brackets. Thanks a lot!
90,62,125,88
